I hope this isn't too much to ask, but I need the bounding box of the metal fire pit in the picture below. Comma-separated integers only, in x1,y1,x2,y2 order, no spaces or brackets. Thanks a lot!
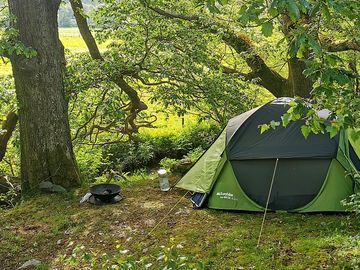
89,183,121,203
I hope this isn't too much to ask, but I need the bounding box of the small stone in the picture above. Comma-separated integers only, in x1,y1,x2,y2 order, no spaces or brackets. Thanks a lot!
51,184,67,193
39,181,66,193
57,239,62,245
39,181,53,190
144,219,155,227
180,158,191,165
142,248,148,253
67,241,74,247
18,259,41,269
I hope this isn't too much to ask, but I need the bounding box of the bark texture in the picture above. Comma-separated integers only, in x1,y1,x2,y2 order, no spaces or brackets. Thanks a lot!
0,111,18,162
70,0,102,60
8,0,80,192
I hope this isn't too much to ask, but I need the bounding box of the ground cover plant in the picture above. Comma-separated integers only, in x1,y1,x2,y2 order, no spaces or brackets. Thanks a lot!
0,176,359,269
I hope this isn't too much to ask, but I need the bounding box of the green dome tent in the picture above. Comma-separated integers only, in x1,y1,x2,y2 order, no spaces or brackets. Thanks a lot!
176,98,360,212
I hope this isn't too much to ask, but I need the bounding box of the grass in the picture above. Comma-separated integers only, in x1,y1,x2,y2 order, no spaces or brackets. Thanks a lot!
0,27,108,76
59,27,89,53
0,176,359,269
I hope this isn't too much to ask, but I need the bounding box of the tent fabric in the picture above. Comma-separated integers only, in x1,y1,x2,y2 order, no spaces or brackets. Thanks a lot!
231,158,331,210
175,97,360,212
349,145,360,171
227,101,339,160
348,129,360,171
226,106,260,143
175,128,226,193
296,159,354,212
207,159,263,211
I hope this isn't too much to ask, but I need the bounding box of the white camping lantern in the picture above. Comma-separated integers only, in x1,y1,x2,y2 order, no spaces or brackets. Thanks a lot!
158,169,170,191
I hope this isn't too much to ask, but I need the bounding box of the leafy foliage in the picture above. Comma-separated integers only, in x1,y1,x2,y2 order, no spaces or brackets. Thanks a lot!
204,0,360,137
61,243,205,269
92,0,260,125
101,123,219,173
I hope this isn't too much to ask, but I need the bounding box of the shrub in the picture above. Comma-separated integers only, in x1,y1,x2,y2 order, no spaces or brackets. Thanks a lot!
186,147,205,163
74,145,104,183
159,158,181,172
101,124,220,174
103,141,155,172
342,192,360,222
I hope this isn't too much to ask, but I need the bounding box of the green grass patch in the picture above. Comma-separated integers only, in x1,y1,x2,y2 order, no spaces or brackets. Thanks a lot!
0,27,109,75
0,177,358,269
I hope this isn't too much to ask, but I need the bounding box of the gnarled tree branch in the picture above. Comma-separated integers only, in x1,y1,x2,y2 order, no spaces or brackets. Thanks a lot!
321,38,360,52
70,0,150,138
147,6,199,21
70,0,102,59
146,5,288,97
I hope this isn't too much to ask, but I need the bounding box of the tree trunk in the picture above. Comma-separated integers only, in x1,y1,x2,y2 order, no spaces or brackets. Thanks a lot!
8,0,80,193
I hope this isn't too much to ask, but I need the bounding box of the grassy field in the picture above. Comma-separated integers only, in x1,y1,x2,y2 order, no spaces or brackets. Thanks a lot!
0,176,359,269
0,28,107,76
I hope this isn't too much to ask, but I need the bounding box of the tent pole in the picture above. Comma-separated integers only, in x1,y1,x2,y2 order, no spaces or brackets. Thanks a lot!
257,158,279,248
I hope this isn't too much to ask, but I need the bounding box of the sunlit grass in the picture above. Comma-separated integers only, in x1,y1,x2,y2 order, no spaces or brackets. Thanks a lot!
0,179,358,269
0,60,12,76
0,27,107,75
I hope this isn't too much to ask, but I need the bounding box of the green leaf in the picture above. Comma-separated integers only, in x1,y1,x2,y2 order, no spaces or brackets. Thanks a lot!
218,0,228,5
270,120,280,129
308,38,322,55
259,124,270,134
350,129,360,141
287,0,300,21
309,2,320,17
268,7,278,17
326,125,338,138
207,0,221,13
301,125,311,139
320,4,331,20
298,0,310,12
261,21,273,37
281,113,291,127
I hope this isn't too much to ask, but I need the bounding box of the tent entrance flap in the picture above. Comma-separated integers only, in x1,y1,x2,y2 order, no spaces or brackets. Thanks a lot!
231,158,331,210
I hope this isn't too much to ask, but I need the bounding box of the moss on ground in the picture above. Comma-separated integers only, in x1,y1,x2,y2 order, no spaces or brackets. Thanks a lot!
0,177,359,269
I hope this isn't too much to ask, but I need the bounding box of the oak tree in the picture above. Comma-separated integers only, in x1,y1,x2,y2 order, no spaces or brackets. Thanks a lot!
8,0,80,193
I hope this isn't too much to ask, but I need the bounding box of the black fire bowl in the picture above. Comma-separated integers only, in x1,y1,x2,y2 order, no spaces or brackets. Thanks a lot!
88,194,123,205
89,183,122,203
